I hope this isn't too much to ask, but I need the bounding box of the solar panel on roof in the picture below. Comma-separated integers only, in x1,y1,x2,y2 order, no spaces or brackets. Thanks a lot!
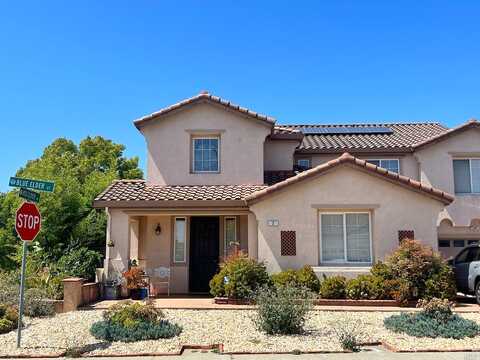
301,126,393,135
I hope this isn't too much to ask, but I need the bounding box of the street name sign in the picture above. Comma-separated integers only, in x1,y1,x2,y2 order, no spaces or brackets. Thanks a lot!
9,177,55,193
18,188,40,203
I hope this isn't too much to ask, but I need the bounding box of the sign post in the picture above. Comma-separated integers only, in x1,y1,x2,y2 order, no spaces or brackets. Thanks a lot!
14,202,41,348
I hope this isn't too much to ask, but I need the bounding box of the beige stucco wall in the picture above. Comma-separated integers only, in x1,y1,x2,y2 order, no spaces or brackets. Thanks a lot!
249,165,444,274
141,102,271,185
264,140,299,171
414,128,480,227
302,153,419,179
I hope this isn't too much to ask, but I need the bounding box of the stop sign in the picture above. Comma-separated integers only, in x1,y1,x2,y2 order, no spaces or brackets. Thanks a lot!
15,202,41,241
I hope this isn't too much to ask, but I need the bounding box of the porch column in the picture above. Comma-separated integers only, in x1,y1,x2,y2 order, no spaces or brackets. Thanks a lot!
247,212,258,260
104,208,130,281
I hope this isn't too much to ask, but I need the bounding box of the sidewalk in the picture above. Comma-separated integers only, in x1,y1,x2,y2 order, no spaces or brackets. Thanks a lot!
32,351,480,359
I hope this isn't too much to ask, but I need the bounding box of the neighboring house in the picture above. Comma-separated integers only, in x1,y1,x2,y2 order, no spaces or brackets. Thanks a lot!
93,92,480,294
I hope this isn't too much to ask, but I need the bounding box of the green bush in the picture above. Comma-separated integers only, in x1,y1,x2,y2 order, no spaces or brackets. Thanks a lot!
254,285,314,335
90,301,181,342
90,319,182,342
320,276,346,299
424,266,457,301
209,252,271,299
384,297,480,339
345,274,385,300
384,312,480,339
57,247,102,281
24,288,55,317
271,266,320,293
0,304,18,334
373,240,457,303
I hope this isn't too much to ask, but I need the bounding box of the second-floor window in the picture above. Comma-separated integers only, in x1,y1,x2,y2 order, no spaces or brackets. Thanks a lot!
367,159,399,173
453,159,480,194
192,137,219,173
297,159,311,169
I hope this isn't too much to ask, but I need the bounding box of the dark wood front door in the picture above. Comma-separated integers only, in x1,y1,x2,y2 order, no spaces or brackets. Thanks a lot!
189,216,220,293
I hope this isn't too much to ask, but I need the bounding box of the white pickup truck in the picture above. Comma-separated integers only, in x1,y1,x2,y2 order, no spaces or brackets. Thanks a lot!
449,243,480,304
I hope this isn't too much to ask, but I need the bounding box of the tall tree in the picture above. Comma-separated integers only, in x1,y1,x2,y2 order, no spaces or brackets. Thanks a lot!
0,136,143,267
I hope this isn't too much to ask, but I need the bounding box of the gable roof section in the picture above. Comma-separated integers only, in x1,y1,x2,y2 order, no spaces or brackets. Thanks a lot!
93,180,268,208
413,119,480,150
285,123,448,153
246,152,454,205
134,91,276,130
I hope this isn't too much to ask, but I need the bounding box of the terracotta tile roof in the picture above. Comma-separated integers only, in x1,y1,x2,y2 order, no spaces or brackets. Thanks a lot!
413,119,479,150
286,123,448,153
93,180,267,208
269,126,304,140
134,91,276,130
246,153,454,205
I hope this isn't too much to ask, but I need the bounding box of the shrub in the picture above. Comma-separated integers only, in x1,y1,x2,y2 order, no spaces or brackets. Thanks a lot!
57,247,102,281
271,266,320,293
254,285,314,335
24,288,55,317
423,266,457,301
334,321,362,352
417,298,453,321
384,298,480,339
345,274,386,300
376,240,456,303
104,300,164,327
0,304,18,334
320,276,346,299
90,301,181,342
209,252,271,299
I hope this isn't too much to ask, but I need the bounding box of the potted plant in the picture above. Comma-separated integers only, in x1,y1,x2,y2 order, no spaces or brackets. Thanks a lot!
122,267,148,300
104,276,121,300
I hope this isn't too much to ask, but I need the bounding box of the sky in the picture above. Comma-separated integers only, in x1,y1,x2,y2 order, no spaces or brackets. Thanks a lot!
1,1,480,191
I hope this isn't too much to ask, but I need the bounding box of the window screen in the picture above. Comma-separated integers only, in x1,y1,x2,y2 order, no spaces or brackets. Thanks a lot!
321,214,344,262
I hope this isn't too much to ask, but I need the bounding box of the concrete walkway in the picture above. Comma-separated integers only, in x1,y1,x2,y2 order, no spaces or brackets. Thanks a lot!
85,297,480,313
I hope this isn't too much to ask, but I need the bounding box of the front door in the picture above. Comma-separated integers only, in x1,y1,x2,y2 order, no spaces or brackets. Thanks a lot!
189,216,220,293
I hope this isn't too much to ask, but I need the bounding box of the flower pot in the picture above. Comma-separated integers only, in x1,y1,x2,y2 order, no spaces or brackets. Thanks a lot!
130,288,142,300
104,284,121,300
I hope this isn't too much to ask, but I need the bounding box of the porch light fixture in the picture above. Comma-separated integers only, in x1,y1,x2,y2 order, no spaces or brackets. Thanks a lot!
155,223,162,236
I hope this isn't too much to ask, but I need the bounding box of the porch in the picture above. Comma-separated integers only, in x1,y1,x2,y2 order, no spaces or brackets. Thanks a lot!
103,208,259,295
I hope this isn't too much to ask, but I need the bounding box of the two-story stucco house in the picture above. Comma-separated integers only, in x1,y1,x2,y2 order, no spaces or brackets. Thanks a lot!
93,92,480,294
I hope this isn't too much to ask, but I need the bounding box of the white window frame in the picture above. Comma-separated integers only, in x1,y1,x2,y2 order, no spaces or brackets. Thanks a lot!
224,216,237,256
191,136,220,173
318,211,373,265
297,158,311,168
366,159,400,173
453,158,480,194
173,217,187,263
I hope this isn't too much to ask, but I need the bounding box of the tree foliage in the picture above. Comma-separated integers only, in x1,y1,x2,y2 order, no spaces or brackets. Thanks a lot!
0,136,143,269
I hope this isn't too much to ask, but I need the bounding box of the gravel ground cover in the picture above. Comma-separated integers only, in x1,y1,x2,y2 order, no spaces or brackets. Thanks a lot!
1,310,480,357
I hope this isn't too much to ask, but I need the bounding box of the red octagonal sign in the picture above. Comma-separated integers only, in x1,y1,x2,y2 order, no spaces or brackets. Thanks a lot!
15,202,41,241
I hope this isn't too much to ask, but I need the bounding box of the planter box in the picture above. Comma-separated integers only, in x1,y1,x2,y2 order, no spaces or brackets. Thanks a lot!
104,284,121,300
214,297,253,305
314,299,400,306
45,299,64,313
